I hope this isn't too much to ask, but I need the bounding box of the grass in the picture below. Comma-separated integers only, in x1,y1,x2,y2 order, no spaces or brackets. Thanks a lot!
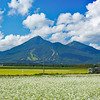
0,65,90,69
0,68,88,75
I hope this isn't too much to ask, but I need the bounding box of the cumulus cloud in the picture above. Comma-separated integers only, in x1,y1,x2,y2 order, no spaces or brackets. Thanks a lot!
0,34,32,51
86,0,100,18
23,13,54,38
48,32,68,44
47,12,85,44
67,0,100,44
8,0,34,16
23,13,54,29
57,13,84,25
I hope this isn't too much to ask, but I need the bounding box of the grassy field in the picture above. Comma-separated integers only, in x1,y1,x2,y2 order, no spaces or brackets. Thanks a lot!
0,66,88,75
0,75,100,99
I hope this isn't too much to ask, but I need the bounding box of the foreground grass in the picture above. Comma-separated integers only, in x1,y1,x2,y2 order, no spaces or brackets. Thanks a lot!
0,75,100,99
0,68,88,75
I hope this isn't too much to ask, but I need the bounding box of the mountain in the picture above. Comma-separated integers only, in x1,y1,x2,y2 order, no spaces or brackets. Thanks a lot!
0,36,100,64
67,41,99,54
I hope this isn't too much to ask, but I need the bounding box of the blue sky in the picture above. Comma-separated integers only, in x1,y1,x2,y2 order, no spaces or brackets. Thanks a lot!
0,0,100,51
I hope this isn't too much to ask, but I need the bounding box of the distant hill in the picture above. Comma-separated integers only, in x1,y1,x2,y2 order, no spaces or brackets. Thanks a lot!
0,36,100,64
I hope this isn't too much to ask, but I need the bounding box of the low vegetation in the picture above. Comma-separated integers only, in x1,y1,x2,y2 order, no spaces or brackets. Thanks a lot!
0,69,88,75
0,75,100,99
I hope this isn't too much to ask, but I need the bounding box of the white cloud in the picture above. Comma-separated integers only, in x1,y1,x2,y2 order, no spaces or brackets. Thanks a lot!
57,12,84,25
48,32,68,44
23,13,54,38
0,10,4,15
0,34,32,51
89,43,100,50
34,8,40,14
0,9,4,41
0,31,4,39
86,0,100,18
0,9,4,25
57,13,71,25
47,12,85,44
30,26,53,38
8,0,34,16
23,13,54,29
52,24,66,33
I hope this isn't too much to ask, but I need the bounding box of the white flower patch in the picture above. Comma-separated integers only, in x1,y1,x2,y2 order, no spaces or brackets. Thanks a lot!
0,75,100,99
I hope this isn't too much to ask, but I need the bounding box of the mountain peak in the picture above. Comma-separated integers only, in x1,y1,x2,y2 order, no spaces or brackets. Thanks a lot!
67,41,83,46
30,36,43,41
34,36,43,39
72,41,80,43
23,36,44,45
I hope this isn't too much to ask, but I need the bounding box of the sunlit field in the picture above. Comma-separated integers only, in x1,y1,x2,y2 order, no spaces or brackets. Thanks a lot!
0,75,100,99
0,69,88,75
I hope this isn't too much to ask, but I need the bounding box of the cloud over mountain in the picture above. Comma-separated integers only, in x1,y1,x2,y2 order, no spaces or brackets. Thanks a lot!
0,0,100,51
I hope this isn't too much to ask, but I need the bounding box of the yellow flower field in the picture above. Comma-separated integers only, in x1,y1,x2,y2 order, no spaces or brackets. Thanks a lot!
0,69,88,75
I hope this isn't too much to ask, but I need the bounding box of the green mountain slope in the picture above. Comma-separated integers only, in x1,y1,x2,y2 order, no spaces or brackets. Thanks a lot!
0,36,100,64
